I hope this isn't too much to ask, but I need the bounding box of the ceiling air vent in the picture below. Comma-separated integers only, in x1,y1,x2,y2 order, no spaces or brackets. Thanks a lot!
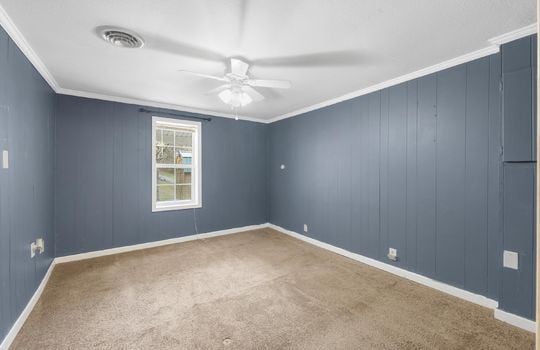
97,26,144,49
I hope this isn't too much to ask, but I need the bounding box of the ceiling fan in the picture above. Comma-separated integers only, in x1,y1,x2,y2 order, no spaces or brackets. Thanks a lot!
179,58,291,108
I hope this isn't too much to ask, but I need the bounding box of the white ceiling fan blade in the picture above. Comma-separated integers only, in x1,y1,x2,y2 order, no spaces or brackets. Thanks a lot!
241,85,265,102
178,70,227,82
246,79,291,89
205,84,230,95
230,58,249,77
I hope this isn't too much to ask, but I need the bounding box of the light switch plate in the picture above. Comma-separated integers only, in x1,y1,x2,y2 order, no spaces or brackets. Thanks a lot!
503,250,519,270
2,150,7,169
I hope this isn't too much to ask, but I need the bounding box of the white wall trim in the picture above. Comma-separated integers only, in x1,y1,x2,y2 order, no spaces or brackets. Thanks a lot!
0,5,536,125
489,23,538,45
0,223,534,348
268,223,539,333
0,259,56,350
56,88,264,124
0,223,270,348
494,309,536,333
266,45,500,123
55,223,269,264
0,4,59,91
267,224,499,309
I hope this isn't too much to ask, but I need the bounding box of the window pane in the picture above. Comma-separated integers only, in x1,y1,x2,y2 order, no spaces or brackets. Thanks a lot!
157,185,174,201
176,185,191,201
162,129,174,146
156,146,174,164
175,131,192,152
176,168,192,184
157,168,174,184
175,148,193,165
155,129,162,143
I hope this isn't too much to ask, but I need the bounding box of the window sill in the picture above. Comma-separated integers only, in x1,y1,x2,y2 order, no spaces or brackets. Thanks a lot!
152,203,202,212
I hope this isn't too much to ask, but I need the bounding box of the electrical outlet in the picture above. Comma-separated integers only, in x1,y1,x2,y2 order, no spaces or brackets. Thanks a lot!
303,224,308,233
388,248,397,261
36,238,45,254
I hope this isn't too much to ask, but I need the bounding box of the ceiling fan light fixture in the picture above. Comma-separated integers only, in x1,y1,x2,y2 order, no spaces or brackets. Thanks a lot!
218,89,232,104
218,88,252,107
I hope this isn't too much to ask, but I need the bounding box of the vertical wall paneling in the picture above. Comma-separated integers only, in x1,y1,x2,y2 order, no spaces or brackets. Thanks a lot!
379,89,390,260
415,74,438,278
502,36,535,162
406,81,418,271
435,65,467,287
350,95,369,255
269,36,537,319
499,35,537,319
501,163,536,319
387,83,408,268
0,25,56,343
0,105,10,340
55,96,268,256
464,57,490,295
487,53,503,300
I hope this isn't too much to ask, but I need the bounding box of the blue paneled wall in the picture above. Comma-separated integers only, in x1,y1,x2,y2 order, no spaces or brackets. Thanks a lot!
269,35,537,320
0,27,56,342
54,96,268,256
500,35,537,319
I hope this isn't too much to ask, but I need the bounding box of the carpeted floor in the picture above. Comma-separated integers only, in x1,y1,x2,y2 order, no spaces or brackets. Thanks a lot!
12,228,534,349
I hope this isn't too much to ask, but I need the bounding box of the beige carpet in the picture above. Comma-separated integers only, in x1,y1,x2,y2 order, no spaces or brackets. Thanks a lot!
11,228,534,349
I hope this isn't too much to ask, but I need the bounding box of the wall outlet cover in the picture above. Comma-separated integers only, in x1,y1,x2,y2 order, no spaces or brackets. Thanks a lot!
36,238,45,254
503,250,519,270
388,248,397,261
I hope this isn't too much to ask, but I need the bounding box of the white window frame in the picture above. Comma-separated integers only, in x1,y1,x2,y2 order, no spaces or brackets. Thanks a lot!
152,116,202,212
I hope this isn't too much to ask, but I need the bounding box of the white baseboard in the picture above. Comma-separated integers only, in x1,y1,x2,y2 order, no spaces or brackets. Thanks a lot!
1,222,533,349
55,223,269,264
494,309,536,333
0,259,56,350
268,224,537,333
0,223,270,349
268,223,499,309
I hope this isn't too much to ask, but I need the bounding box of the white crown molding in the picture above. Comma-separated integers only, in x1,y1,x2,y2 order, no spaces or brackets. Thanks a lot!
494,309,536,333
0,259,55,350
0,4,59,91
56,88,265,123
489,23,537,45
0,3,536,125
267,44,500,123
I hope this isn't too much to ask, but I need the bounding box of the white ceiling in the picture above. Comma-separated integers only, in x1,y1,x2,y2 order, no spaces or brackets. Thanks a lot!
0,0,536,121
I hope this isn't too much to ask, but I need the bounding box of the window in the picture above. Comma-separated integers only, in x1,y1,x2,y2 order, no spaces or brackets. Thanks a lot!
152,117,201,211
